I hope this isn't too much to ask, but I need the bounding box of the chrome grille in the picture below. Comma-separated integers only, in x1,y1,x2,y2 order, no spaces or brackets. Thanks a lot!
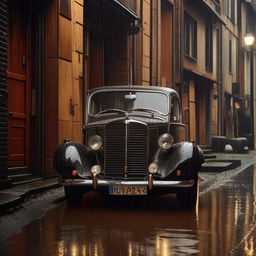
127,122,148,176
105,121,148,178
105,122,126,177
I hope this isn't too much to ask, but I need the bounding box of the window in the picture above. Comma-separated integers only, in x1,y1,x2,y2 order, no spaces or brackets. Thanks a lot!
184,13,197,60
227,0,235,22
205,23,213,71
229,40,232,73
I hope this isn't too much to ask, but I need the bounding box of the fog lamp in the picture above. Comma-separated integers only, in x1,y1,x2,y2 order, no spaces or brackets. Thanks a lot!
176,170,182,176
158,133,174,150
91,165,101,175
71,170,78,176
88,135,103,151
148,163,159,174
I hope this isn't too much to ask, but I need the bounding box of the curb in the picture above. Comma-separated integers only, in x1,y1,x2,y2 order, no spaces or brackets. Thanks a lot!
0,180,61,216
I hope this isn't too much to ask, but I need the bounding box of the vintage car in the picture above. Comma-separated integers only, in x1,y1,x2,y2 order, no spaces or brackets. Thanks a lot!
54,86,204,208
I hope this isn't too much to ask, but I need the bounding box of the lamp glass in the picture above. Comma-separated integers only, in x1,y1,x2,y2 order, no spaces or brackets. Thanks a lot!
244,33,255,46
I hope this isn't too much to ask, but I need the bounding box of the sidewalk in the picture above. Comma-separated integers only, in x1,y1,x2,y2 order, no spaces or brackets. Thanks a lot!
0,177,60,216
199,150,256,191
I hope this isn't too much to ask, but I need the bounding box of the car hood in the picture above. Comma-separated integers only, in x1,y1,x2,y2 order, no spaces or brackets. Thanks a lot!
87,115,167,127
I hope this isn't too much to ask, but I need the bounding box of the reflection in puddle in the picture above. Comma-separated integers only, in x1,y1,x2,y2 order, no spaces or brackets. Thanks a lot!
2,165,256,256
52,198,199,256
56,226,199,256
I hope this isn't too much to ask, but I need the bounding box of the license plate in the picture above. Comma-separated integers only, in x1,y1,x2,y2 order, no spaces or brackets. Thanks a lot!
109,185,147,195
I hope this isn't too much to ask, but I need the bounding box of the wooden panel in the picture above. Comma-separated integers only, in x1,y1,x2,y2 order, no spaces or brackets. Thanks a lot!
72,121,82,143
72,78,82,122
44,59,58,161
189,81,196,141
59,59,72,121
59,120,72,143
189,81,195,101
8,79,26,113
59,16,72,61
74,23,83,53
60,0,71,19
143,35,150,58
8,0,26,76
72,51,83,78
196,84,207,145
44,0,58,58
8,0,29,167
189,102,196,141
75,0,84,6
73,1,83,25
161,0,173,88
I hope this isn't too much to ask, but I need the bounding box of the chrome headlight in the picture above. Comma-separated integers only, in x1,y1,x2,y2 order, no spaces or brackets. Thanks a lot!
91,165,101,175
158,133,174,150
148,163,159,174
88,135,103,151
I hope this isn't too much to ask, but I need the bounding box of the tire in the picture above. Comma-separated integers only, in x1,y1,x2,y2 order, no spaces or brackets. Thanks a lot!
176,177,198,209
64,186,83,206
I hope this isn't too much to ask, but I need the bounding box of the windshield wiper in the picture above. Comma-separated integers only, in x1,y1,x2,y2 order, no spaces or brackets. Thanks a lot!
94,108,127,116
130,108,165,116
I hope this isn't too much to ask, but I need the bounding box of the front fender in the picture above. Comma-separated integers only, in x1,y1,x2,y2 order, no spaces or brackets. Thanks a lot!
53,141,97,178
153,142,204,178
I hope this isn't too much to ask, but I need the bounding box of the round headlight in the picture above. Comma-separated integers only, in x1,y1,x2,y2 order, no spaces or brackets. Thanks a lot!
158,133,174,150
148,163,159,174
88,135,103,151
91,165,101,175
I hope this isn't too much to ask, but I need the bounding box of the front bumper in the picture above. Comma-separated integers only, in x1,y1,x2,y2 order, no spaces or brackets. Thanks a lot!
59,178,195,188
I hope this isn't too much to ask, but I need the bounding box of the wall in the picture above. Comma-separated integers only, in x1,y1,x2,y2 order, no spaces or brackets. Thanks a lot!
44,0,84,175
0,0,8,182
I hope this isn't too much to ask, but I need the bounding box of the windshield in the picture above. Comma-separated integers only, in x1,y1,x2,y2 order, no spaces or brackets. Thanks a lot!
89,90,169,116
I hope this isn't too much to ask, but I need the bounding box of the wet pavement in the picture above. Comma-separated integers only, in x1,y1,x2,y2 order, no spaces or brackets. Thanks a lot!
1,165,256,256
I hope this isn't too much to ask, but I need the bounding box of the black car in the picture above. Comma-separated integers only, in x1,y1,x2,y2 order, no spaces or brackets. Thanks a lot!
54,86,204,208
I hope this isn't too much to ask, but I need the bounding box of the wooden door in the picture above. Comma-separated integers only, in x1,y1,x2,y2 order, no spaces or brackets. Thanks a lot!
8,0,30,167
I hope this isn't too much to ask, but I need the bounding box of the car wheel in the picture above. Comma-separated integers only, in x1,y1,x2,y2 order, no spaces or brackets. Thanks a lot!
176,176,198,209
64,186,83,206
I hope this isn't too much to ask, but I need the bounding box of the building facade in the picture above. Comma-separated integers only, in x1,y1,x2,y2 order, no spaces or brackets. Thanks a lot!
0,0,85,187
0,0,256,189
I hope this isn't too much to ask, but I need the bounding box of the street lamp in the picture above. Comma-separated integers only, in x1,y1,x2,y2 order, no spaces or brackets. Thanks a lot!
243,33,255,149
244,33,255,47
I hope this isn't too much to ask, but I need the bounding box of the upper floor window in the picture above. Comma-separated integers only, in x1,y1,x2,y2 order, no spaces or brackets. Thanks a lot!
184,13,197,60
227,0,235,22
205,22,213,71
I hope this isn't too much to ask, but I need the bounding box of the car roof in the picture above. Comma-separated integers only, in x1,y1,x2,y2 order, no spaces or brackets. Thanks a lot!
88,85,179,97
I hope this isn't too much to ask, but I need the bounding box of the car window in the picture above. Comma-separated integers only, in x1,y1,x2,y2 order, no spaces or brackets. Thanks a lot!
89,91,169,116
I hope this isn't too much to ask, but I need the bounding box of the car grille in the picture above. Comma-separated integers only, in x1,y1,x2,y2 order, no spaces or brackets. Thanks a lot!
105,121,148,178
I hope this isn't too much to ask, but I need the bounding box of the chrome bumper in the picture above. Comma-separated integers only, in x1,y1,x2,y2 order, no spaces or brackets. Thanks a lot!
59,178,194,188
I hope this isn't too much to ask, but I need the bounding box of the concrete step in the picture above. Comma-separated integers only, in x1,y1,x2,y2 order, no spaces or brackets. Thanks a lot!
204,154,217,160
202,148,213,154
201,159,241,172
9,169,42,186
13,177,43,186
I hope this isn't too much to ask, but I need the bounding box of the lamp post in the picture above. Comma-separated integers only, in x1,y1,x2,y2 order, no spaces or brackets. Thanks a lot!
244,33,255,149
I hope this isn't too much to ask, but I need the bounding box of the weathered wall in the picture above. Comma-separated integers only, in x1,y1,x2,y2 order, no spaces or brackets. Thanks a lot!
0,0,8,179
